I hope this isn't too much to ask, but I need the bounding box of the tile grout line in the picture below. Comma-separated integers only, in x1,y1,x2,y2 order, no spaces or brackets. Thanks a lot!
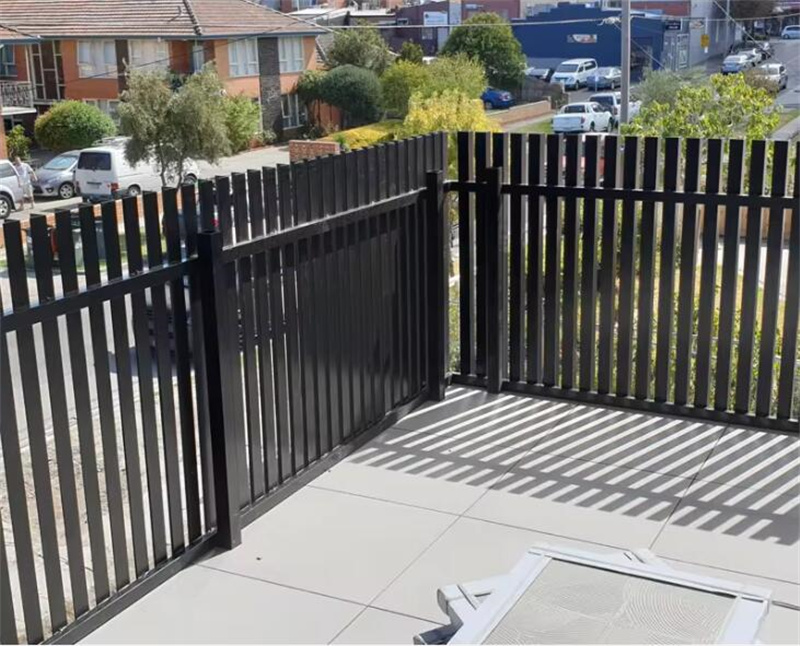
327,605,369,645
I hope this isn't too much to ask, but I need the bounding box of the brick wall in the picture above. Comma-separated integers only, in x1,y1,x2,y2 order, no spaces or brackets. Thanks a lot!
489,100,551,128
289,139,340,162
257,38,283,138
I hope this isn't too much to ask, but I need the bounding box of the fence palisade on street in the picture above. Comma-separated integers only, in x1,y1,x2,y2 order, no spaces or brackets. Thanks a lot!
451,132,799,432
0,133,448,643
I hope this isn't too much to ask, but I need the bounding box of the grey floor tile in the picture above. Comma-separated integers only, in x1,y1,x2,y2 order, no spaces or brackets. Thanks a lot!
81,564,361,644
467,451,693,548
694,427,799,497
331,608,441,644
202,487,455,605
373,516,616,623
653,479,799,583
392,387,517,431
527,405,726,479
761,605,800,644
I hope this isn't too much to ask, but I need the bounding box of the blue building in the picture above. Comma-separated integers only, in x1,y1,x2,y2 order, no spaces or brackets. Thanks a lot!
512,2,689,80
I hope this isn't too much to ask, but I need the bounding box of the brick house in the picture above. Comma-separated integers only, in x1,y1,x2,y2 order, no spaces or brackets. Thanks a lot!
0,0,326,146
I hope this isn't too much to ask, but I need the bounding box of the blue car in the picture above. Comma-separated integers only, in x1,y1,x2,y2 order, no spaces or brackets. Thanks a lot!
482,88,513,110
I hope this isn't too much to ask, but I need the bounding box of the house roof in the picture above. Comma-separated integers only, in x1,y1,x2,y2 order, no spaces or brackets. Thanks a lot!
0,22,39,42
0,0,324,40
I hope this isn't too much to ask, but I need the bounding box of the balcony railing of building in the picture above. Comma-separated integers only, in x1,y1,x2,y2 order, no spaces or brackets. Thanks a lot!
0,81,34,109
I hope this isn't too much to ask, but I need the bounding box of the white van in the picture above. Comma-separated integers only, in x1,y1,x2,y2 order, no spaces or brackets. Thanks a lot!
75,141,198,202
551,58,599,90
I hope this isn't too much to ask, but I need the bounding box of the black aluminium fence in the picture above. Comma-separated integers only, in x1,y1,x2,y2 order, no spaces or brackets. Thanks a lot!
450,132,799,433
0,129,798,644
0,133,448,644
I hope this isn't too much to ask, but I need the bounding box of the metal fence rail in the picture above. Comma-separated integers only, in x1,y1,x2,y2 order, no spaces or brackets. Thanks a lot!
449,132,799,433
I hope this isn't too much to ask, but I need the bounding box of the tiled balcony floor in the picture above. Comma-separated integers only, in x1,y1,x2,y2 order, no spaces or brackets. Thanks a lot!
82,387,800,644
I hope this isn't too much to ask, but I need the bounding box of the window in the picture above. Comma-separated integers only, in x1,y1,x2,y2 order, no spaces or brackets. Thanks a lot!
84,99,120,122
278,37,304,73
228,38,258,77
78,151,112,171
128,39,169,72
0,46,17,77
0,162,19,180
281,93,306,129
192,41,206,73
77,40,117,78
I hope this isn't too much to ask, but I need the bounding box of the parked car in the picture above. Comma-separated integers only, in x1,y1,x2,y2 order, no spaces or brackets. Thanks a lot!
0,159,24,220
525,67,554,82
551,58,598,90
481,88,514,110
587,67,622,90
552,102,613,134
589,92,641,127
75,138,199,202
32,151,79,200
721,54,756,74
729,40,773,60
753,62,789,91
781,25,800,39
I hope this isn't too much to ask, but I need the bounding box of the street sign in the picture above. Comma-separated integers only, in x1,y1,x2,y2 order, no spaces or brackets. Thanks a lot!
701,33,710,48
665,20,682,31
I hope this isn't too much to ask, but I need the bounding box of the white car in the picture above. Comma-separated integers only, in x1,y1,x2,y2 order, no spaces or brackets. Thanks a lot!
552,102,613,134
551,58,598,90
781,25,800,39
590,92,641,126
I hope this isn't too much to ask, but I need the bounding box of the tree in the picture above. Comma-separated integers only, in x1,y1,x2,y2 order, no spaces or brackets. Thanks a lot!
34,101,115,152
440,12,526,90
381,60,430,117
729,0,775,20
118,66,230,186
632,68,706,108
401,90,498,138
317,65,382,126
622,73,779,140
224,94,261,153
398,41,424,65
327,24,393,75
426,55,487,100
7,125,31,159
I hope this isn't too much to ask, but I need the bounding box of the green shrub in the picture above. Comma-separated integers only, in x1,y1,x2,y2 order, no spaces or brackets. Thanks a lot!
317,65,382,126
259,129,277,145
7,125,31,159
381,61,431,117
325,120,400,150
398,41,424,65
224,94,261,152
34,100,116,152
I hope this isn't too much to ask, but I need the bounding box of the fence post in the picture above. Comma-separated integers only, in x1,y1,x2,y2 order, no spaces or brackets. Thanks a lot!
426,170,448,401
197,231,242,549
485,166,505,394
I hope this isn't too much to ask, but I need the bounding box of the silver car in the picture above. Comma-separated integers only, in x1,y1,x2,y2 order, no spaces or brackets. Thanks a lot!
32,151,79,199
0,159,24,220
755,62,788,91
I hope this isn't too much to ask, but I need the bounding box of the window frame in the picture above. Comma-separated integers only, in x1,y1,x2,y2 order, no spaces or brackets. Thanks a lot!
77,40,118,78
278,37,304,74
128,39,170,73
228,38,259,78
281,93,306,129
0,46,17,77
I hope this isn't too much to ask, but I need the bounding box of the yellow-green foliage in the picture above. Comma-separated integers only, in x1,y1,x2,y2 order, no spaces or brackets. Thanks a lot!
326,120,401,150
401,90,499,137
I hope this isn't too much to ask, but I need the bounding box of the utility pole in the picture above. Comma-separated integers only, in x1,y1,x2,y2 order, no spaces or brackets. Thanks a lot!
620,0,631,124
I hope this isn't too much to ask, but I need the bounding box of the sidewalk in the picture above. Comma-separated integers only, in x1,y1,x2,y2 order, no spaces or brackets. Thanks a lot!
772,113,800,141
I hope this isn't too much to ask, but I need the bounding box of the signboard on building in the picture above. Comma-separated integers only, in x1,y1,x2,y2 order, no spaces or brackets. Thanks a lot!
700,33,710,48
567,34,598,44
665,20,682,31
424,11,449,50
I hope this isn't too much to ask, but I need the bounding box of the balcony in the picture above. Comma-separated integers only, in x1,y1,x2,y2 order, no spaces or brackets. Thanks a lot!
0,80,34,109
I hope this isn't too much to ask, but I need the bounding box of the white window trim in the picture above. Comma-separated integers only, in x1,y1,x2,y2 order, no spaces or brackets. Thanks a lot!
281,93,306,129
0,46,16,77
278,37,304,74
128,39,170,72
228,38,259,78
77,40,118,78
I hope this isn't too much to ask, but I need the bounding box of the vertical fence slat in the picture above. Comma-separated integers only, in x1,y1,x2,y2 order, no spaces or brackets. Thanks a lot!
735,140,768,413
755,140,790,417
474,131,489,376
0,522,17,644
634,138,660,400
654,138,681,402
543,134,563,387
561,135,580,390
579,135,600,392
4,219,68,632
458,131,475,375
694,139,724,408
526,134,545,384
714,140,745,411
615,137,639,397
597,136,619,394
674,139,702,406
777,142,800,421
485,165,504,393
509,133,525,382
143,191,186,554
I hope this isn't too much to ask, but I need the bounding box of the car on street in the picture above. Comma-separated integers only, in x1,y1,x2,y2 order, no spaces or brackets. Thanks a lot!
551,58,598,90
589,92,641,127
721,53,757,74
525,67,554,82
587,67,622,90
729,40,773,60
0,159,24,219
753,62,789,90
781,25,800,39
32,151,79,200
481,88,514,110
552,102,613,134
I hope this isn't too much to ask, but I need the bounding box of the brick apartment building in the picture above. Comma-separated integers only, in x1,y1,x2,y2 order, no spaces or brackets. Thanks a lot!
0,0,325,155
